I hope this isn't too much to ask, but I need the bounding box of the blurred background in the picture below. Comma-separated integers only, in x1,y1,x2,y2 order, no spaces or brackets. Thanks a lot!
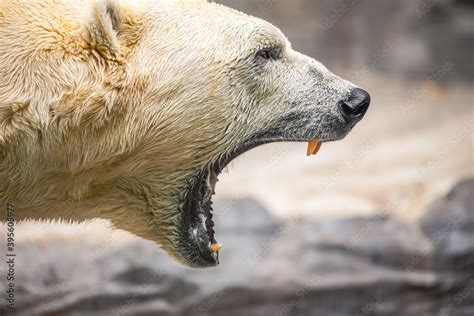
1,0,473,315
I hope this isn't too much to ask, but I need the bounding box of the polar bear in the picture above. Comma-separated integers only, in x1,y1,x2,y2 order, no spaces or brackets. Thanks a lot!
0,0,370,267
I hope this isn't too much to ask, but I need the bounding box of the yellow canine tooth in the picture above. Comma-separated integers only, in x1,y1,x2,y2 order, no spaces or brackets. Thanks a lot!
211,243,222,253
307,140,322,156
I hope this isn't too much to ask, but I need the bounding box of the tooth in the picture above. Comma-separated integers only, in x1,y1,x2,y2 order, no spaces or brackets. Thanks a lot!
211,243,222,253
307,140,322,156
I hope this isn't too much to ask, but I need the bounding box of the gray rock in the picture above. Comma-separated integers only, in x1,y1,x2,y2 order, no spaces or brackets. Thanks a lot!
420,178,474,271
419,178,474,315
1,184,474,316
213,197,278,234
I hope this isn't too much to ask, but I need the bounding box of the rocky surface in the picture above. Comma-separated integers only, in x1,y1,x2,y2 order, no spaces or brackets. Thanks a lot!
1,179,473,316
421,178,474,272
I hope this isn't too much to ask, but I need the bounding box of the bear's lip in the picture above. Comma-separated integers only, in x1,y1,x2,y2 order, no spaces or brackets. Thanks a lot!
177,135,330,268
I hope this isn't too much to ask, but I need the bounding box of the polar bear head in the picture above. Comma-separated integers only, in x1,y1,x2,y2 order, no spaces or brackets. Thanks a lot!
0,0,370,267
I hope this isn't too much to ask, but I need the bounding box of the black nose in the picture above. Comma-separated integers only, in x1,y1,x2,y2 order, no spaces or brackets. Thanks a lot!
338,88,370,123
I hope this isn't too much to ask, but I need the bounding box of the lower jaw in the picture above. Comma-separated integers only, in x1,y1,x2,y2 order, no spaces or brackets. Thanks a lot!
178,136,331,267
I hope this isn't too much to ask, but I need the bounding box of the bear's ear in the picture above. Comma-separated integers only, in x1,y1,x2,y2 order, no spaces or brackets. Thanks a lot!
89,0,125,60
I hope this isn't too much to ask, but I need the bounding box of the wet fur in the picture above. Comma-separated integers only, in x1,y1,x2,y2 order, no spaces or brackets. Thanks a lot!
0,0,356,266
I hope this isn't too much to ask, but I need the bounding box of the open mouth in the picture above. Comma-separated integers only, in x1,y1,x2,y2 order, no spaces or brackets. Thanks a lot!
177,137,324,267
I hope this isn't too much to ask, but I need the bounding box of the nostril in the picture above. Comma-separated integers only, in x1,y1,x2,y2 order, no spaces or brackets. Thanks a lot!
338,88,370,122
342,99,369,116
